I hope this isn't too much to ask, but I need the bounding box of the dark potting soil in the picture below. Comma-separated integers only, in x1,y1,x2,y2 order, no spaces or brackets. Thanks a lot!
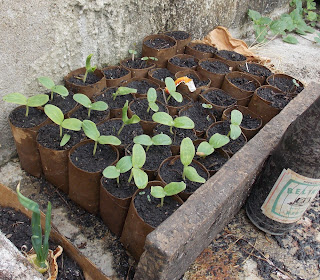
267,76,304,94
70,142,118,172
196,150,229,173
154,125,197,146
9,106,48,128
94,87,135,110
159,156,208,193
126,80,158,94
200,60,231,74
122,59,151,69
169,56,198,68
238,63,272,78
97,119,143,145
185,73,210,88
46,91,78,114
191,43,217,54
179,102,216,132
68,72,101,85
166,93,191,108
0,206,84,280
240,114,261,129
129,98,167,121
37,124,84,150
202,89,236,107
69,105,109,124
217,50,246,62
101,170,137,198
229,77,258,91
144,38,175,49
103,66,130,79
151,68,175,82
134,188,182,228
207,121,247,155
257,87,290,109
165,31,190,40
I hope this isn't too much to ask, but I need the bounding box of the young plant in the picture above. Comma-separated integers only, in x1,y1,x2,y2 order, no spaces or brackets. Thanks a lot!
164,77,183,103
147,87,159,113
117,100,140,135
3,92,49,117
16,182,51,273
83,54,97,83
133,133,172,151
103,156,132,185
129,49,137,61
38,77,69,101
141,56,158,62
73,93,108,117
112,87,137,101
82,120,121,155
128,144,148,189
152,111,194,134
196,110,243,157
180,137,206,183
44,104,82,146
150,181,186,207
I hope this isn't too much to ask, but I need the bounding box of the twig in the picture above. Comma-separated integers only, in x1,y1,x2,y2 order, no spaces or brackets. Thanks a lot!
54,188,71,210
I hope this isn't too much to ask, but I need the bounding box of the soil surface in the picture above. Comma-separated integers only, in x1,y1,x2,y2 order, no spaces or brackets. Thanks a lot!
94,87,135,110
144,38,175,49
0,206,85,280
179,102,216,132
165,31,190,40
37,124,84,150
9,106,48,128
129,98,167,121
191,44,217,54
169,56,198,68
69,142,118,172
97,119,143,146
154,125,197,146
267,76,304,94
69,105,109,124
240,114,261,129
202,89,237,107
159,156,208,193
238,63,272,78
122,59,152,70
166,93,191,108
46,92,77,114
68,72,101,85
101,171,137,198
257,87,290,109
103,66,130,79
184,73,210,88
151,68,175,82
134,188,182,228
126,80,159,94
217,50,246,62
199,60,231,74
229,77,258,91
195,149,229,173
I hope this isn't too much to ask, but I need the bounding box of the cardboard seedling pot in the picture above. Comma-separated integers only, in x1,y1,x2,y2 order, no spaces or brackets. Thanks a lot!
101,65,132,87
236,62,272,85
164,31,191,54
147,68,172,88
123,77,160,98
120,58,156,78
167,54,199,74
185,42,217,60
214,50,247,68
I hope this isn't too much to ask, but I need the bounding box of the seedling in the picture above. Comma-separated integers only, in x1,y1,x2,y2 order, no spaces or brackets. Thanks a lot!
44,104,82,146
38,77,69,100
82,120,121,155
180,137,206,183
197,110,243,157
141,56,158,61
164,77,183,103
202,103,213,109
112,87,137,101
117,100,140,135
73,93,108,117
133,133,172,151
147,88,159,113
150,181,186,207
3,92,49,117
103,156,132,185
152,111,194,134
83,54,97,83
16,182,51,273
129,49,137,61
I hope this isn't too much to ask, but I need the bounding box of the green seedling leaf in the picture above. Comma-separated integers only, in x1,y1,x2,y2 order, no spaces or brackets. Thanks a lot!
44,104,64,125
230,110,243,126
209,133,230,148
147,88,159,112
73,93,91,108
151,133,172,145
98,135,121,145
17,182,40,214
180,137,195,167
183,166,206,183
202,103,213,109
3,92,27,105
122,100,140,125
164,181,186,196
129,49,137,55
230,124,242,140
86,54,96,72
52,85,69,97
61,118,82,131
196,141,214,157
132,144,146,168
60,134,71,146
283,35,299,44
150,186,166,198
132,168,148,189
103,166,120,179
27,94,49,107
117,156,133,173
170,91,183,102
152,112,174,126
112,87,137,100
38,77,55,89
91,101,108,111
248,9,261,22
134,135,153,146
38,77,68,99
82,120,100,141
173,116,195,129
165,77,176,93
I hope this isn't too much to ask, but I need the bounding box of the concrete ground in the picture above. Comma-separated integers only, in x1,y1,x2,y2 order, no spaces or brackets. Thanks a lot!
0,32,319,280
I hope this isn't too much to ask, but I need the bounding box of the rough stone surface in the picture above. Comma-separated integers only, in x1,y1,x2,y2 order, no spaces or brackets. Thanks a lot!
0,0,290,165
134,82,320,280
0,231,44,280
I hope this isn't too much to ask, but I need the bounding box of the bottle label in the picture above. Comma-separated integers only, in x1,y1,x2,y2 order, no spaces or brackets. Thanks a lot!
261,169,320,224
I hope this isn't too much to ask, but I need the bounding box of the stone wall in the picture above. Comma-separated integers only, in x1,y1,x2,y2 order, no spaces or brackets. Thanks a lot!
0,0,289,164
